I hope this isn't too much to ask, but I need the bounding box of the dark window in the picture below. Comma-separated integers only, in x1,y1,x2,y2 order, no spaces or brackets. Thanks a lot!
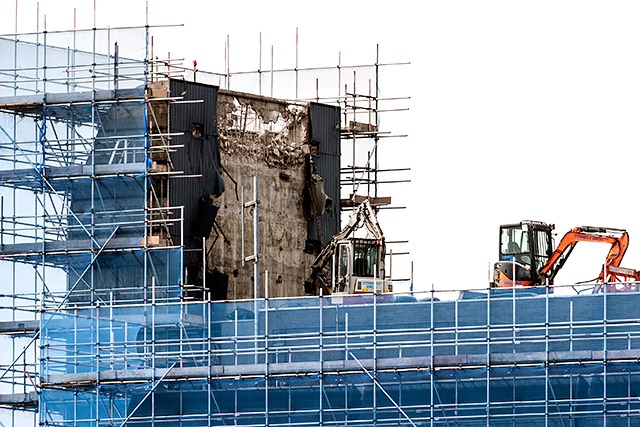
192,122,204,139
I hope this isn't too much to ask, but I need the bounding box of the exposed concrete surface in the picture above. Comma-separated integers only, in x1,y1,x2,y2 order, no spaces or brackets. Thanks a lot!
210,91,315,299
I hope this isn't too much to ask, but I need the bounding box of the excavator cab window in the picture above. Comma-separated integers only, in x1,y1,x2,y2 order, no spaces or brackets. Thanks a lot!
338,244,349,277
352,239,378,277
335,239,377,292
500,225,530,264
334,243,350,292
531,228,552,273
494,221,556,288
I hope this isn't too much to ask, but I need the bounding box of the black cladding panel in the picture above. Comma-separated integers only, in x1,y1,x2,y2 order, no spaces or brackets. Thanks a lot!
308,102,341,246
168,79,224,261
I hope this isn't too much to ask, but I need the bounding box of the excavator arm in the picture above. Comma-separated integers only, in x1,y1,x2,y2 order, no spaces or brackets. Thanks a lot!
592,265,640,293
539,226,629,285
309,199,385,293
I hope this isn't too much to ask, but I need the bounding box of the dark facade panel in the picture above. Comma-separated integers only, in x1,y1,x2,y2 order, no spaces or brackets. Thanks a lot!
308,102,341,247
168,79,224,263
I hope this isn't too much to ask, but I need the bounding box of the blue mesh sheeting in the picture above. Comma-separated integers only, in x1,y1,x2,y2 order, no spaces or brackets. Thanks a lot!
39,365,640,426
0,29,147,97
39,292,640,425
42,293,640,374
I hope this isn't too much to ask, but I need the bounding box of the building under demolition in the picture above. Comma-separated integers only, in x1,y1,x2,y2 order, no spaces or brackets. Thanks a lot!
1,18,640,427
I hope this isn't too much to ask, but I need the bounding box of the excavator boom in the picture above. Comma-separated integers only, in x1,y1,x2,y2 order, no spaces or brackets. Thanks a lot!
310,199,384,273
539,226,629,285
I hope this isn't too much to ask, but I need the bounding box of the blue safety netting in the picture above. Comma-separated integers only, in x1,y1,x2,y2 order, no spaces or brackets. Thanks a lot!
39,292,640,425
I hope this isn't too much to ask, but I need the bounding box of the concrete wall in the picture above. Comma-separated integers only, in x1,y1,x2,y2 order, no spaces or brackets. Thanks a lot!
210,90,315,299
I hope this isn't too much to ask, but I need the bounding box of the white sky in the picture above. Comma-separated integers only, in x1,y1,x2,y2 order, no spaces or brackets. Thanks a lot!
3,0,640,296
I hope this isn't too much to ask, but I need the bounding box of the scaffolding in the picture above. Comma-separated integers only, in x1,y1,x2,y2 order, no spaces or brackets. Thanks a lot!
0,25,183,426
179,32,413,279
0,18,415,426
5,13,640,427
34,288,640,426
171,31,412,223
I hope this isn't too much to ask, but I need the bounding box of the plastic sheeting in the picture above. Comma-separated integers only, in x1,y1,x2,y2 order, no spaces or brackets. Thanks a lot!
40,292,640,425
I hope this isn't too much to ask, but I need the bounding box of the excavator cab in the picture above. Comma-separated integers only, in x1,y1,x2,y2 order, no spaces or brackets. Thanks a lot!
308,199,392,295
335,238,389,294
493,221,554,288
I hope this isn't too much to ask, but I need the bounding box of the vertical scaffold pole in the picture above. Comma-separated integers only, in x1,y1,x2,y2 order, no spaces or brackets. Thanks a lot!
241,185,245,266
374,44,380,199
319,285,323,425
512,265,516,354
243,177,260,362
545,273,550,427
202,236,207,294
253,176,260,300
242,176,260,299
226,35,230,90
373,285,378,424
207,281,212,427
486,281,491,426
265,269,269,426
430,282,434,427
603,276,608,427
295,27,299,99
259,32,262,96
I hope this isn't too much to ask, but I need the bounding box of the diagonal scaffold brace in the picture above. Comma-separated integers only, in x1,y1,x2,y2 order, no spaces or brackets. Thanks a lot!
349,351,418,427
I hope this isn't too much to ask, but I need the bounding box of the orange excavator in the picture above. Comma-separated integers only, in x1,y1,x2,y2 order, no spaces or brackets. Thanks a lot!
492,221,633,291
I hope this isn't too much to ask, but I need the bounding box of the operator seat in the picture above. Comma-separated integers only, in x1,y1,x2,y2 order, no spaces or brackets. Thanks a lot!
507,241,521,253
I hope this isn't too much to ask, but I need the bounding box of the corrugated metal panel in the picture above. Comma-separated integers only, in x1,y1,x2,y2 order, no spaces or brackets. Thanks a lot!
169,79,223,263
309,102,341,246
